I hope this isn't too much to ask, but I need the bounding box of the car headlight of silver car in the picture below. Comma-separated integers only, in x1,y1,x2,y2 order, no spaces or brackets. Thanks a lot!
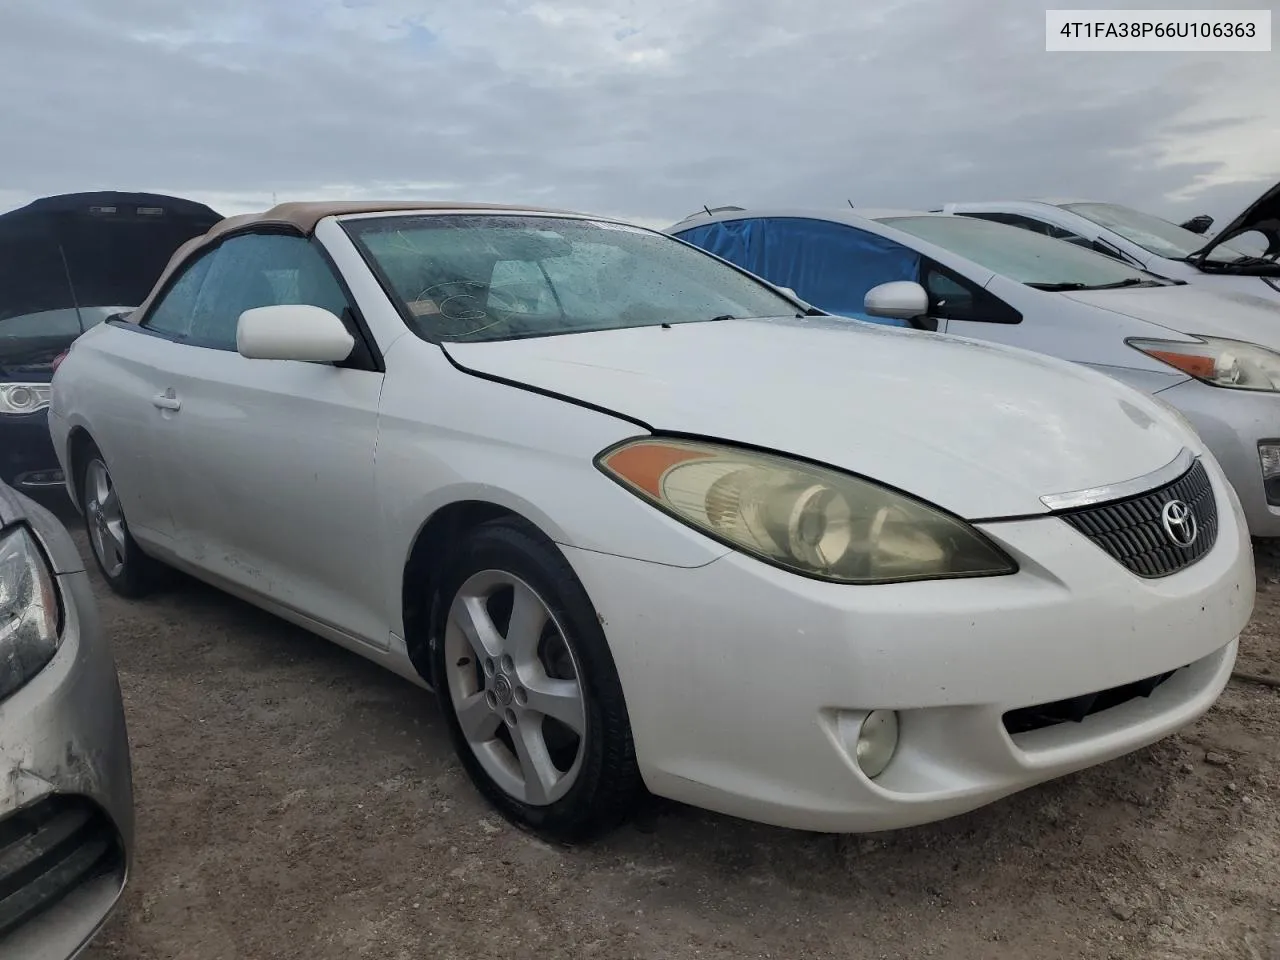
1129,336,1280,391
0,527,61,701
597,438,1017,583
0,383,53,414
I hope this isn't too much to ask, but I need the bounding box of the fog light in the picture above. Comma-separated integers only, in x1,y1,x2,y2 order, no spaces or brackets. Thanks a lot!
855,710,899,779
1259,443,1280,506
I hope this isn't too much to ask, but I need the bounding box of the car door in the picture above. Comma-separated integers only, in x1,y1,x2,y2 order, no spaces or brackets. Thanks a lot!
152,231,388,647
76,249,222,544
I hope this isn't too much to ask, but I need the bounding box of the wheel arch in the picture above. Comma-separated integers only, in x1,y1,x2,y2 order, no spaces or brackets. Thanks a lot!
401,499,534,687
65,426,97,509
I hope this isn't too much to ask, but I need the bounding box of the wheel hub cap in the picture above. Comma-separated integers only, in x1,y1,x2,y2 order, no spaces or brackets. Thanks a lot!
493,673,514,706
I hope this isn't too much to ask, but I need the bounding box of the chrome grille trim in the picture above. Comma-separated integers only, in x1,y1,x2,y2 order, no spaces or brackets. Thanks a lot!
1039,447,1195,512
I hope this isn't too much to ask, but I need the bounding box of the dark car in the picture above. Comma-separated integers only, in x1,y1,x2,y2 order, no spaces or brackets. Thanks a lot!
1,192,221,495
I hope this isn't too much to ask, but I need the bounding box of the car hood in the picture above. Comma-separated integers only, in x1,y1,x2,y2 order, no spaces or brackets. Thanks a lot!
444,317,1191,520
0,191,220,323
1060,284,1280,348
1190,178,1280,262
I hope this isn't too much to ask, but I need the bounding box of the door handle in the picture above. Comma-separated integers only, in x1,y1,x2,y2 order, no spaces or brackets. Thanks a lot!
151,392,182,411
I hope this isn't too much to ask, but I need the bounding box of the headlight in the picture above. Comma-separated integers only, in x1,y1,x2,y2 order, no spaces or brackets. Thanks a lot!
597,438,1016,583
0,383,53,414
1129,336,1280,391
0,527,61,701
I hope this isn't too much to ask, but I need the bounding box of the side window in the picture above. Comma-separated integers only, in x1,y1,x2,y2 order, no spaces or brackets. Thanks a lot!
755,218,921,325
186,234,354,350
143,250,217,339
922,260,1021,324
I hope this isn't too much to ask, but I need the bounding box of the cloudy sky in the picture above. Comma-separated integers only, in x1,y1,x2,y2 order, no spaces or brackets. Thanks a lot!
1,0,1276,228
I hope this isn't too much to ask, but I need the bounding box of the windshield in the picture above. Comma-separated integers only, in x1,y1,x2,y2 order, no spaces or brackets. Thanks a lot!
882,215,1161,289
1061,202,1251,263
343,215,798,342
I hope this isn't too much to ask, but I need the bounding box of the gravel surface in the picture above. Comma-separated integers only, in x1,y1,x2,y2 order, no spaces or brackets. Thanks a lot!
68,522,1278,960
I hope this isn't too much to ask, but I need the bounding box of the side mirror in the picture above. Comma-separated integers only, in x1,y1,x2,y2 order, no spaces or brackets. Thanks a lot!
237,304,355,363
1180,214,1213,235
864,281,930,320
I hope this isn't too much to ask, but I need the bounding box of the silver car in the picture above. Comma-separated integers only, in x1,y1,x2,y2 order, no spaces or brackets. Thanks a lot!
940,181,1280,305
667,207,1280,536
0,481,134,958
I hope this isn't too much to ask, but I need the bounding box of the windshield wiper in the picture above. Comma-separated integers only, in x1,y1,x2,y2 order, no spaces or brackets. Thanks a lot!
709,314,737,322
1086,277,1160,289
1027,277,1154,292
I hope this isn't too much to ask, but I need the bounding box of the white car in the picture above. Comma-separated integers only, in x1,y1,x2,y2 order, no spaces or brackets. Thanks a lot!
667,207,1280,537
49,202,1253,840
941,183,1280,304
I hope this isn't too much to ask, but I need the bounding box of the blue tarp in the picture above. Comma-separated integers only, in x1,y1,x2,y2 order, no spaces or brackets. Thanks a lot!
674,217,921,326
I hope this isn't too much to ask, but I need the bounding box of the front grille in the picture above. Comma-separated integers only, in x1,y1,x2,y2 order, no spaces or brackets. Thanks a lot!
0,797,123,939
1003,669,1179,735
1058,460,1217,578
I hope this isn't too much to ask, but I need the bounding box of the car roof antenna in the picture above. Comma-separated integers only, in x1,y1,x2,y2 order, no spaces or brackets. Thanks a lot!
703,205,713,217
847,199,855,209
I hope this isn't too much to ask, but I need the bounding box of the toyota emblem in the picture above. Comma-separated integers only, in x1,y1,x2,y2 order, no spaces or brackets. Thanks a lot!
1160,499,1198,548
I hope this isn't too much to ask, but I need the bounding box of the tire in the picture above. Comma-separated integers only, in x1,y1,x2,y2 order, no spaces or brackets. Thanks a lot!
78,443,161,598
431,517,643,842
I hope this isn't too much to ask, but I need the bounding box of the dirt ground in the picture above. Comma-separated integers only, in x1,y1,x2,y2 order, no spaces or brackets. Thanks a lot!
65,516,1279,960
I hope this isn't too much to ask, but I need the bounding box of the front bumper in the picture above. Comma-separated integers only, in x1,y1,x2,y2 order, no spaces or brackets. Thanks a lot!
1155,378,1280,537
0,564,134,959
565,456,1253,833
0,411,64,493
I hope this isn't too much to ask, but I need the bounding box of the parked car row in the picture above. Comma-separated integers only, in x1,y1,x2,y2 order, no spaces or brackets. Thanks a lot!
2,182,1271,954
942,185,1280,304
43,199,1254,851
667,187,1280,538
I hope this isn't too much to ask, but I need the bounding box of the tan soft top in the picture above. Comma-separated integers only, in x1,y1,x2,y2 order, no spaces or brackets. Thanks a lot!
128,199,578,322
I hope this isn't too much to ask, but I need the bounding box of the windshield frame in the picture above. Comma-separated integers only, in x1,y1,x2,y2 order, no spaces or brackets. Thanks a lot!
880,214,1167,290
339,211,806,344
1060,201,1251,264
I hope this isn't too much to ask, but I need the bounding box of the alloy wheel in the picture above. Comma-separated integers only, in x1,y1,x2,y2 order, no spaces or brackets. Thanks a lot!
444,569,587,806
84,459,127,578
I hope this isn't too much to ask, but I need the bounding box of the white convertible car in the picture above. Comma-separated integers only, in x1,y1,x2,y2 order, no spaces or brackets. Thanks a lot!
48,202,1254,840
